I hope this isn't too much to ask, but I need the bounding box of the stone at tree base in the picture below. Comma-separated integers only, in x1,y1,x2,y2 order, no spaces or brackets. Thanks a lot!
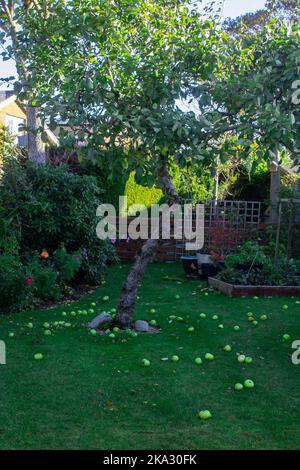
134,320,149,332
88,313,112,329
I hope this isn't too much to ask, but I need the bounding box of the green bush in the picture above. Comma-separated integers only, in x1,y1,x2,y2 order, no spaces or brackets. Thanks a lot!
52,246,82,284
0,158,115,285
0,255,27,312
28,260,60,301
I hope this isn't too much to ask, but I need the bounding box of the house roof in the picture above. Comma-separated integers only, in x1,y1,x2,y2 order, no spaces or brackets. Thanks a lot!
0,91,59,146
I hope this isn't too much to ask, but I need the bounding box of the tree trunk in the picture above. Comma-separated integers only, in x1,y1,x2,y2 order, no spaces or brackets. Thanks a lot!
116,157,180,327
26,105,46,164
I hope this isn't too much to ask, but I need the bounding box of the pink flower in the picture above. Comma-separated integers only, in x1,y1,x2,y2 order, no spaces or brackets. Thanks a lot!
24,277,33,285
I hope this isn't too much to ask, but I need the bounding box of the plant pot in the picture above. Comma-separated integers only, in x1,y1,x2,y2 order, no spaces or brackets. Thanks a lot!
197,253,212,265
201,263,218,279
236,263,263,272
181,256,199,276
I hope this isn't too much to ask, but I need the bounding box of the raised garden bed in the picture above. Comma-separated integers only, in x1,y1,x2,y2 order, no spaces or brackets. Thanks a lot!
208,277,300,297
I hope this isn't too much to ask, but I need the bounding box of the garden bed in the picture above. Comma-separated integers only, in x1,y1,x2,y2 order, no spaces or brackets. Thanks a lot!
208,277,300,297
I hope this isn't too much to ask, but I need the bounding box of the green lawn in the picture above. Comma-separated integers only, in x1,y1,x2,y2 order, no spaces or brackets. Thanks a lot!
1,262,300,450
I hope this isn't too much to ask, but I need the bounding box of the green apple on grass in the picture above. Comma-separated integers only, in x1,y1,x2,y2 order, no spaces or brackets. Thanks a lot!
70,311,76,317
8,332,14,338
175,294,180,300
112,327,119,333
111,308,116,314
44,330,52,336
199,313,206,319
195,357,203,365
172,355,179,362
234,383,244,391
43,322,50,328
27,322,33,328
188,326,195,332
252,320,258,326
223,345,232,352
62,312,67,317
283,334,291,341
103,296,110,301
149,320,157,326
245,356,253,364
88,309,94,314
233,325,240,331
205,353,214,361
244,379,255,389
141,358,150,367
212,315,218,320
260,315,268,320
237,354,246,363
90,302,96,308
218,324,224,329
198,410,212,420
90,329,97,336
34,353,43,361
108,333,115,339
150,309,156,314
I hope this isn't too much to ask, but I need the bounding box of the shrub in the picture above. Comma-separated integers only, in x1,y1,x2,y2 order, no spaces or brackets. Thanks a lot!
0,255,28,312
52,246,82,284
0,158,115,285
28,261,60,301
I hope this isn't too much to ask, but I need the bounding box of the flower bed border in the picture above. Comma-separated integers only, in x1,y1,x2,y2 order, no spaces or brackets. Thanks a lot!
208,277,300,297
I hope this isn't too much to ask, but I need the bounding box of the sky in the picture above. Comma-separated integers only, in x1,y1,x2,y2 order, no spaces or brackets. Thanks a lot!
0,0,267,89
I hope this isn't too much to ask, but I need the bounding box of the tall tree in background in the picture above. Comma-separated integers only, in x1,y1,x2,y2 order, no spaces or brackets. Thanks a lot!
0,0,50,163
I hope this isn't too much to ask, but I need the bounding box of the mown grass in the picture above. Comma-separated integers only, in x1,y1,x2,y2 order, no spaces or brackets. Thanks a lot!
0,262,300,450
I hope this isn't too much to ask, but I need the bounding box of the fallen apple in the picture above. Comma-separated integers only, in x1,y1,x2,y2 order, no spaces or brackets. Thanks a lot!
34,353,43,361
112,327,119,333
149,320,157,326
27,322,33,328
141,358,150,367
172,355,179,362
248,317,255,322
252,320,258,326
81,310,87,316
150,309,156,314
177,317,184,322
260,315,268,320
223,345,232,352
43,322,50,328
195,357,203,365
108,333,115,339
198,410,212,420
283,305,288,310
44,330,52,336
175,294,180,300
199,313,206,319
103,296,110,301
111,308,116,314
247,312,253,317
233,325,240,331
245,356,253,364
70,311,76,317
62,312,67,317
90,329,97,336
90,302,96,308
283,333,291,341
205,353,214,361
8,332,14,338
88,309,94,314
188,326,195,332
234,383,244,391
212,315,218,320
244,379,255,389
237,354,246,363
218,324,224,329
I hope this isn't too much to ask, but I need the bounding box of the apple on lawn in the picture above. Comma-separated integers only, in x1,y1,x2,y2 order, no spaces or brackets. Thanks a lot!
90,302,96,308
88,309,95,314
244,379,255,389
260,315,268,320
224,345,232,352
112,327,119,333
283,334,291,341
199,313,206,319
70,311,76,317
175,294,180,300
195,357,202,365
8,332,14,338
198,410,212,420
237,354,246,363
34,353,43,361
103,296,110,301
188,326,195,332
205,353,214,361
90,329,97,336
150,309,156,314
44,329,52,336
81,310,87,316
283,305,288,310
172,355,179,362
177,317,184,322
234,383,244,391
62,312,67,317
149,320,157,326
233,325,240,331
111,308,116,314
141,358,151,367
108,333,115,339
218,324,224,329
245,356,253,364
27,322,33,328
212,315,218,320
252,320,258,326
43,322,50,328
